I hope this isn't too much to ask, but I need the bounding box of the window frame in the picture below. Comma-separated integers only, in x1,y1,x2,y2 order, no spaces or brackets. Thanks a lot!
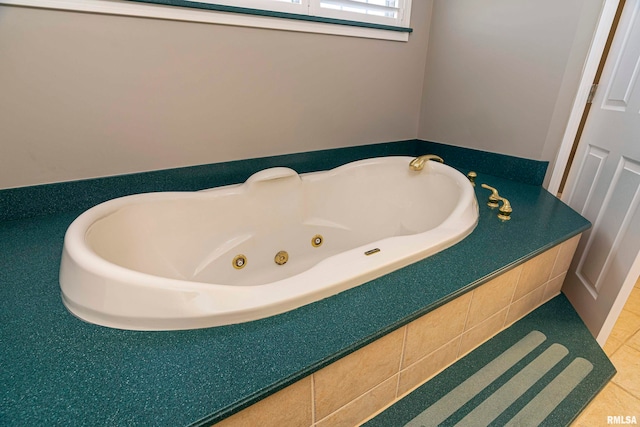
309,0,410,28
1,0,413,42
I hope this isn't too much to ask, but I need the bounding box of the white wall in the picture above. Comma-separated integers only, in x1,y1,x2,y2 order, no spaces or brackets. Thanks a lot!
0,2,432,189
418,0,604,185
0,1,608,191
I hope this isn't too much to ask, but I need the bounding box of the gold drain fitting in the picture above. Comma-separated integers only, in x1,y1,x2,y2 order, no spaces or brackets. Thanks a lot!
311,234,323,247
232,254,247,269
275,250,289,265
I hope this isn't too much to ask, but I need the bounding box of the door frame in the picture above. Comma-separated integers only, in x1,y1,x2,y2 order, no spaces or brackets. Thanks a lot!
548,0,621,195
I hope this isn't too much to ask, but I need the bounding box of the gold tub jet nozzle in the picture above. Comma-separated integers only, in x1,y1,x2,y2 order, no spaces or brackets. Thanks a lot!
275,251,289,265
409,154,444,171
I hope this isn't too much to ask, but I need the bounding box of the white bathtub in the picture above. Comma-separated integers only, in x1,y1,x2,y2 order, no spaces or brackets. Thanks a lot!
60,156,479,330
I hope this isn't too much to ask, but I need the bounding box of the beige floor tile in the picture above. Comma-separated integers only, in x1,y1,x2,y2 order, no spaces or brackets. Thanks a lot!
610,345,640,399
313,328,404,420
315,375,398,427
603,336,624,357
609,310,640,344
215,376,312,427
627,330,640,352
572,382,640,426
575,275,640,425
402,293,471,368
623,286,640,317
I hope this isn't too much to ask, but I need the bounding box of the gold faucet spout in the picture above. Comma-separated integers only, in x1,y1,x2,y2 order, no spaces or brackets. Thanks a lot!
480,184,501,208
481,183,513,220
409,154,444,171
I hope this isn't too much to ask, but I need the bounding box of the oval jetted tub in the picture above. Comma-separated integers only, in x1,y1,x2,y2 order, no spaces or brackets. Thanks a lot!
60,156,479,330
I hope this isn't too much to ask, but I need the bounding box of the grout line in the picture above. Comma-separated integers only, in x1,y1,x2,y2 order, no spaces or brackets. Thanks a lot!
610,379,640,403
454,330,464,359
404,335,461,371
607,343,623,358
461,291,473,334
315,374,399,427
458,309,509,359
549,270,569,282
357,374,402,427
393,337,463,402
611,381,640,405
462,289,476,332
395,326,409,398
456,295,474,358
311,374,316,426
509,265,524,305
505,268,523,328
548,241,563,282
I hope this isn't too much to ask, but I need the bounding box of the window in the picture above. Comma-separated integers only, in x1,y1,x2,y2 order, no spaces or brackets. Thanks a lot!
0,0,412,41
315,0,409,27
204,0,412,29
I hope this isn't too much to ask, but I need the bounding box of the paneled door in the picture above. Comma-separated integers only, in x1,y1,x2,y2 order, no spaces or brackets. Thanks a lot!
562,0,640,345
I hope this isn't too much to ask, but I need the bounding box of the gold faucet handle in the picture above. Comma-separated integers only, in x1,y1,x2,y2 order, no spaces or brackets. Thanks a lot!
480,184,501,208
467,171,477,186
497,197,512,221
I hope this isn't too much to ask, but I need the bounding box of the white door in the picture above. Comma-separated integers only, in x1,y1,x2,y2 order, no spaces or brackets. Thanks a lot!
562,0,640,346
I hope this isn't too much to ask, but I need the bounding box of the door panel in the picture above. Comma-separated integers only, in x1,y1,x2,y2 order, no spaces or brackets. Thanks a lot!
562,0,640,345
568,146,609,216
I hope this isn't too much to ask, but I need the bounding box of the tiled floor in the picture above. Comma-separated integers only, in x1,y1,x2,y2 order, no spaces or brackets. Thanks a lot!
572,276,640,426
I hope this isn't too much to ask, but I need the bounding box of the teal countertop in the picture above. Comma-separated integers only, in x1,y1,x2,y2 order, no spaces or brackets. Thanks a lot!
0,147,589,426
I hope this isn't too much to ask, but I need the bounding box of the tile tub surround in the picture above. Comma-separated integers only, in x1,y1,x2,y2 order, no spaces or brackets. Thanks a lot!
215,235,582,427
0,169,589,425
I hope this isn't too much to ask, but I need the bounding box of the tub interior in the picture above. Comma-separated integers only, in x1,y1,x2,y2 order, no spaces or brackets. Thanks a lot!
86,160,463,286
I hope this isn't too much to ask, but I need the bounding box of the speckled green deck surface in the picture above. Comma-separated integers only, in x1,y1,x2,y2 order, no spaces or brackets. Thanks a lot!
365,295,616,427
0,146,585,426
